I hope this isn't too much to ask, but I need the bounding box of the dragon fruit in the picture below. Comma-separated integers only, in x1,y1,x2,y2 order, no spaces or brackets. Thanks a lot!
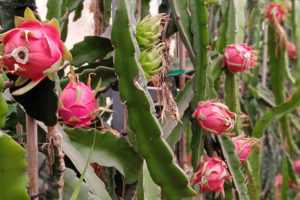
0,8,71,95
294,161,300,174
287,43,297,59
58,73,100,127
193,101,236,135
274,174,299,189
232,137,260,162
223,43,257,73
266,4,285,24
193,156,230,194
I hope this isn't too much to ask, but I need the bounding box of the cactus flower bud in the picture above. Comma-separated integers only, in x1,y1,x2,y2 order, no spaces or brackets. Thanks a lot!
193,101,236,135
193,156,230,194
223,43,257,73
266,4,285,24
140,43,165,79
136,14,165,49
287,43,297,59
58,73,99,127
232,137,260,162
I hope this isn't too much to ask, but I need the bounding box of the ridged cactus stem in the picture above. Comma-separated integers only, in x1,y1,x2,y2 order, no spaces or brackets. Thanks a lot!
0,75,8,128
168,0,195,63
111,0,196,199
268,26,298,156
189,0,209,171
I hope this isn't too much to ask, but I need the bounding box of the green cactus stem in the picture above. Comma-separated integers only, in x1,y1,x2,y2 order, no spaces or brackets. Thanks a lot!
45,126,65,200
0,75,8,128
111,0,196,199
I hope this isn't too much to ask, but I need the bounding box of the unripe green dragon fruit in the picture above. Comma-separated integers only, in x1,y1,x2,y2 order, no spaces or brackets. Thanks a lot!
136,14,165,49
140,43,165,79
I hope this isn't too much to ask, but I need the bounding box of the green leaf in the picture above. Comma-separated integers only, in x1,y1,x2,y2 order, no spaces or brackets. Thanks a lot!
166,108,191,150
73,1,84,21
46,0,63,19
218,135,250,200
70,130,96,200
138,161,161,200
281,154,289,200
162,79,194,139
60,66,116,90
104,0,112,28
66,0,83,12
168,0,195,64
70,36,114,67
141,0,150,19
0,132,29,200
63,168,99,200
38,123,111,200
64,127,143,183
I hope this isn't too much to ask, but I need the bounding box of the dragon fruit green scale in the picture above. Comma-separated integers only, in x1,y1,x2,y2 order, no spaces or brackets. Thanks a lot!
58,73,100,127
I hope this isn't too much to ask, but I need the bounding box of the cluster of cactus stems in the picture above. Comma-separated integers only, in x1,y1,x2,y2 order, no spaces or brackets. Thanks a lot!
1,0,300,199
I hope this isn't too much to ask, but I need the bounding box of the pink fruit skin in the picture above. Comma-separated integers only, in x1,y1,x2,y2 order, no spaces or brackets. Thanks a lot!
274,174,283,187
274,174,299,189
2,20,64,81
266,4,285,24
223,43,256,73
194,156,230,193
287,43,297,59
232,137,251,162
193,101,236,135
294,161,300,173
58,82,97,127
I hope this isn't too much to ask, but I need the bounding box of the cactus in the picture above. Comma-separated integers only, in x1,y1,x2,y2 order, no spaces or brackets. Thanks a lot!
111,0,195,199
0,75,8,128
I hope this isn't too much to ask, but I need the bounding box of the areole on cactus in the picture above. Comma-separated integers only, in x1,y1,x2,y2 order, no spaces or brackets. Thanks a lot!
0,8,71,95
223,43,257,74
193,100,236,135
193,156,230,196
58,68,101,127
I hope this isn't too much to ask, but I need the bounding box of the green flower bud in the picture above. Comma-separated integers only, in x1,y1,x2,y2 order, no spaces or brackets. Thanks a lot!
136,14,165,49
140,43,165,79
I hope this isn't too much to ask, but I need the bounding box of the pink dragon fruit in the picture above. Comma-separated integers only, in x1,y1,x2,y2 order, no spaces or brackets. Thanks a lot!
58,73,100,127
193,156,230,194
0,8,71,95
193,101,236,135
294,161,300,174
274,174,283,188
232,137,260,162
223,43,257,73
266,4,285,24
274,174,299,189
287,43,297,59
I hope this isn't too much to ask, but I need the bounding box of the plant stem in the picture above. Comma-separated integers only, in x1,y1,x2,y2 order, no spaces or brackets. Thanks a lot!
26,115,39,199
177,33,186,168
